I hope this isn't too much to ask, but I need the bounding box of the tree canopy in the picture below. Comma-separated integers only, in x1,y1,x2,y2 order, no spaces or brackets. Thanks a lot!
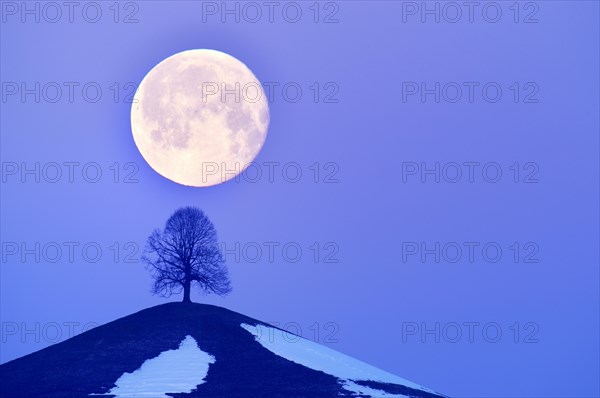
143,207,231,302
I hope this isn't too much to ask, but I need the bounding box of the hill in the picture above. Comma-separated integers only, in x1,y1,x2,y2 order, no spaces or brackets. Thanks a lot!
0,303,446,398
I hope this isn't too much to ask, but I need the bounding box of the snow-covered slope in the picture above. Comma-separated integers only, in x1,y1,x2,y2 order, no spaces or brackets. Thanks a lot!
241,323,436,397
0,303,446,398
102,336,214,398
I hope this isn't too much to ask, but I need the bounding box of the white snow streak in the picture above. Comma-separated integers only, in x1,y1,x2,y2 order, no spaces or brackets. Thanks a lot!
240,323,431,397
98,335,215,398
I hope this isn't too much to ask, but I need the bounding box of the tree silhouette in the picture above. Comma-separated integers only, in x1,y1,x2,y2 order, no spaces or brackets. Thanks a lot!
143,207,231,303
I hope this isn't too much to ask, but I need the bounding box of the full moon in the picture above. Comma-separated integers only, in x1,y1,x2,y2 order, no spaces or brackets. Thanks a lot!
131,49,270,187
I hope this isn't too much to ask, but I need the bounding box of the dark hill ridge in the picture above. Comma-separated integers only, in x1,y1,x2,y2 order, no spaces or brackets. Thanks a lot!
0,303,446,398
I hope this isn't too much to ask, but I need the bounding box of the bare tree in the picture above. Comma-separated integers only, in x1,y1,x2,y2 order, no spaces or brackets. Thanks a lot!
143,207,231,303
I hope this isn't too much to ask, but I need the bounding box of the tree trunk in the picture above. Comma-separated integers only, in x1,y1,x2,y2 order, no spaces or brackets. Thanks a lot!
182,278,191,303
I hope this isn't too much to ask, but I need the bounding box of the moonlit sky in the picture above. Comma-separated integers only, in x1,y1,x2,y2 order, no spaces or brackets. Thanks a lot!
1,2,599,397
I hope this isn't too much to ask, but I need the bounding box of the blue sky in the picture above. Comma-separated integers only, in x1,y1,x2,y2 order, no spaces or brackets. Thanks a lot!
1,2,599,397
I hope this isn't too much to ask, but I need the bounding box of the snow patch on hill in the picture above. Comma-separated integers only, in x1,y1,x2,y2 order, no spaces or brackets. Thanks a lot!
96,335,215,398
241,323,431,397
